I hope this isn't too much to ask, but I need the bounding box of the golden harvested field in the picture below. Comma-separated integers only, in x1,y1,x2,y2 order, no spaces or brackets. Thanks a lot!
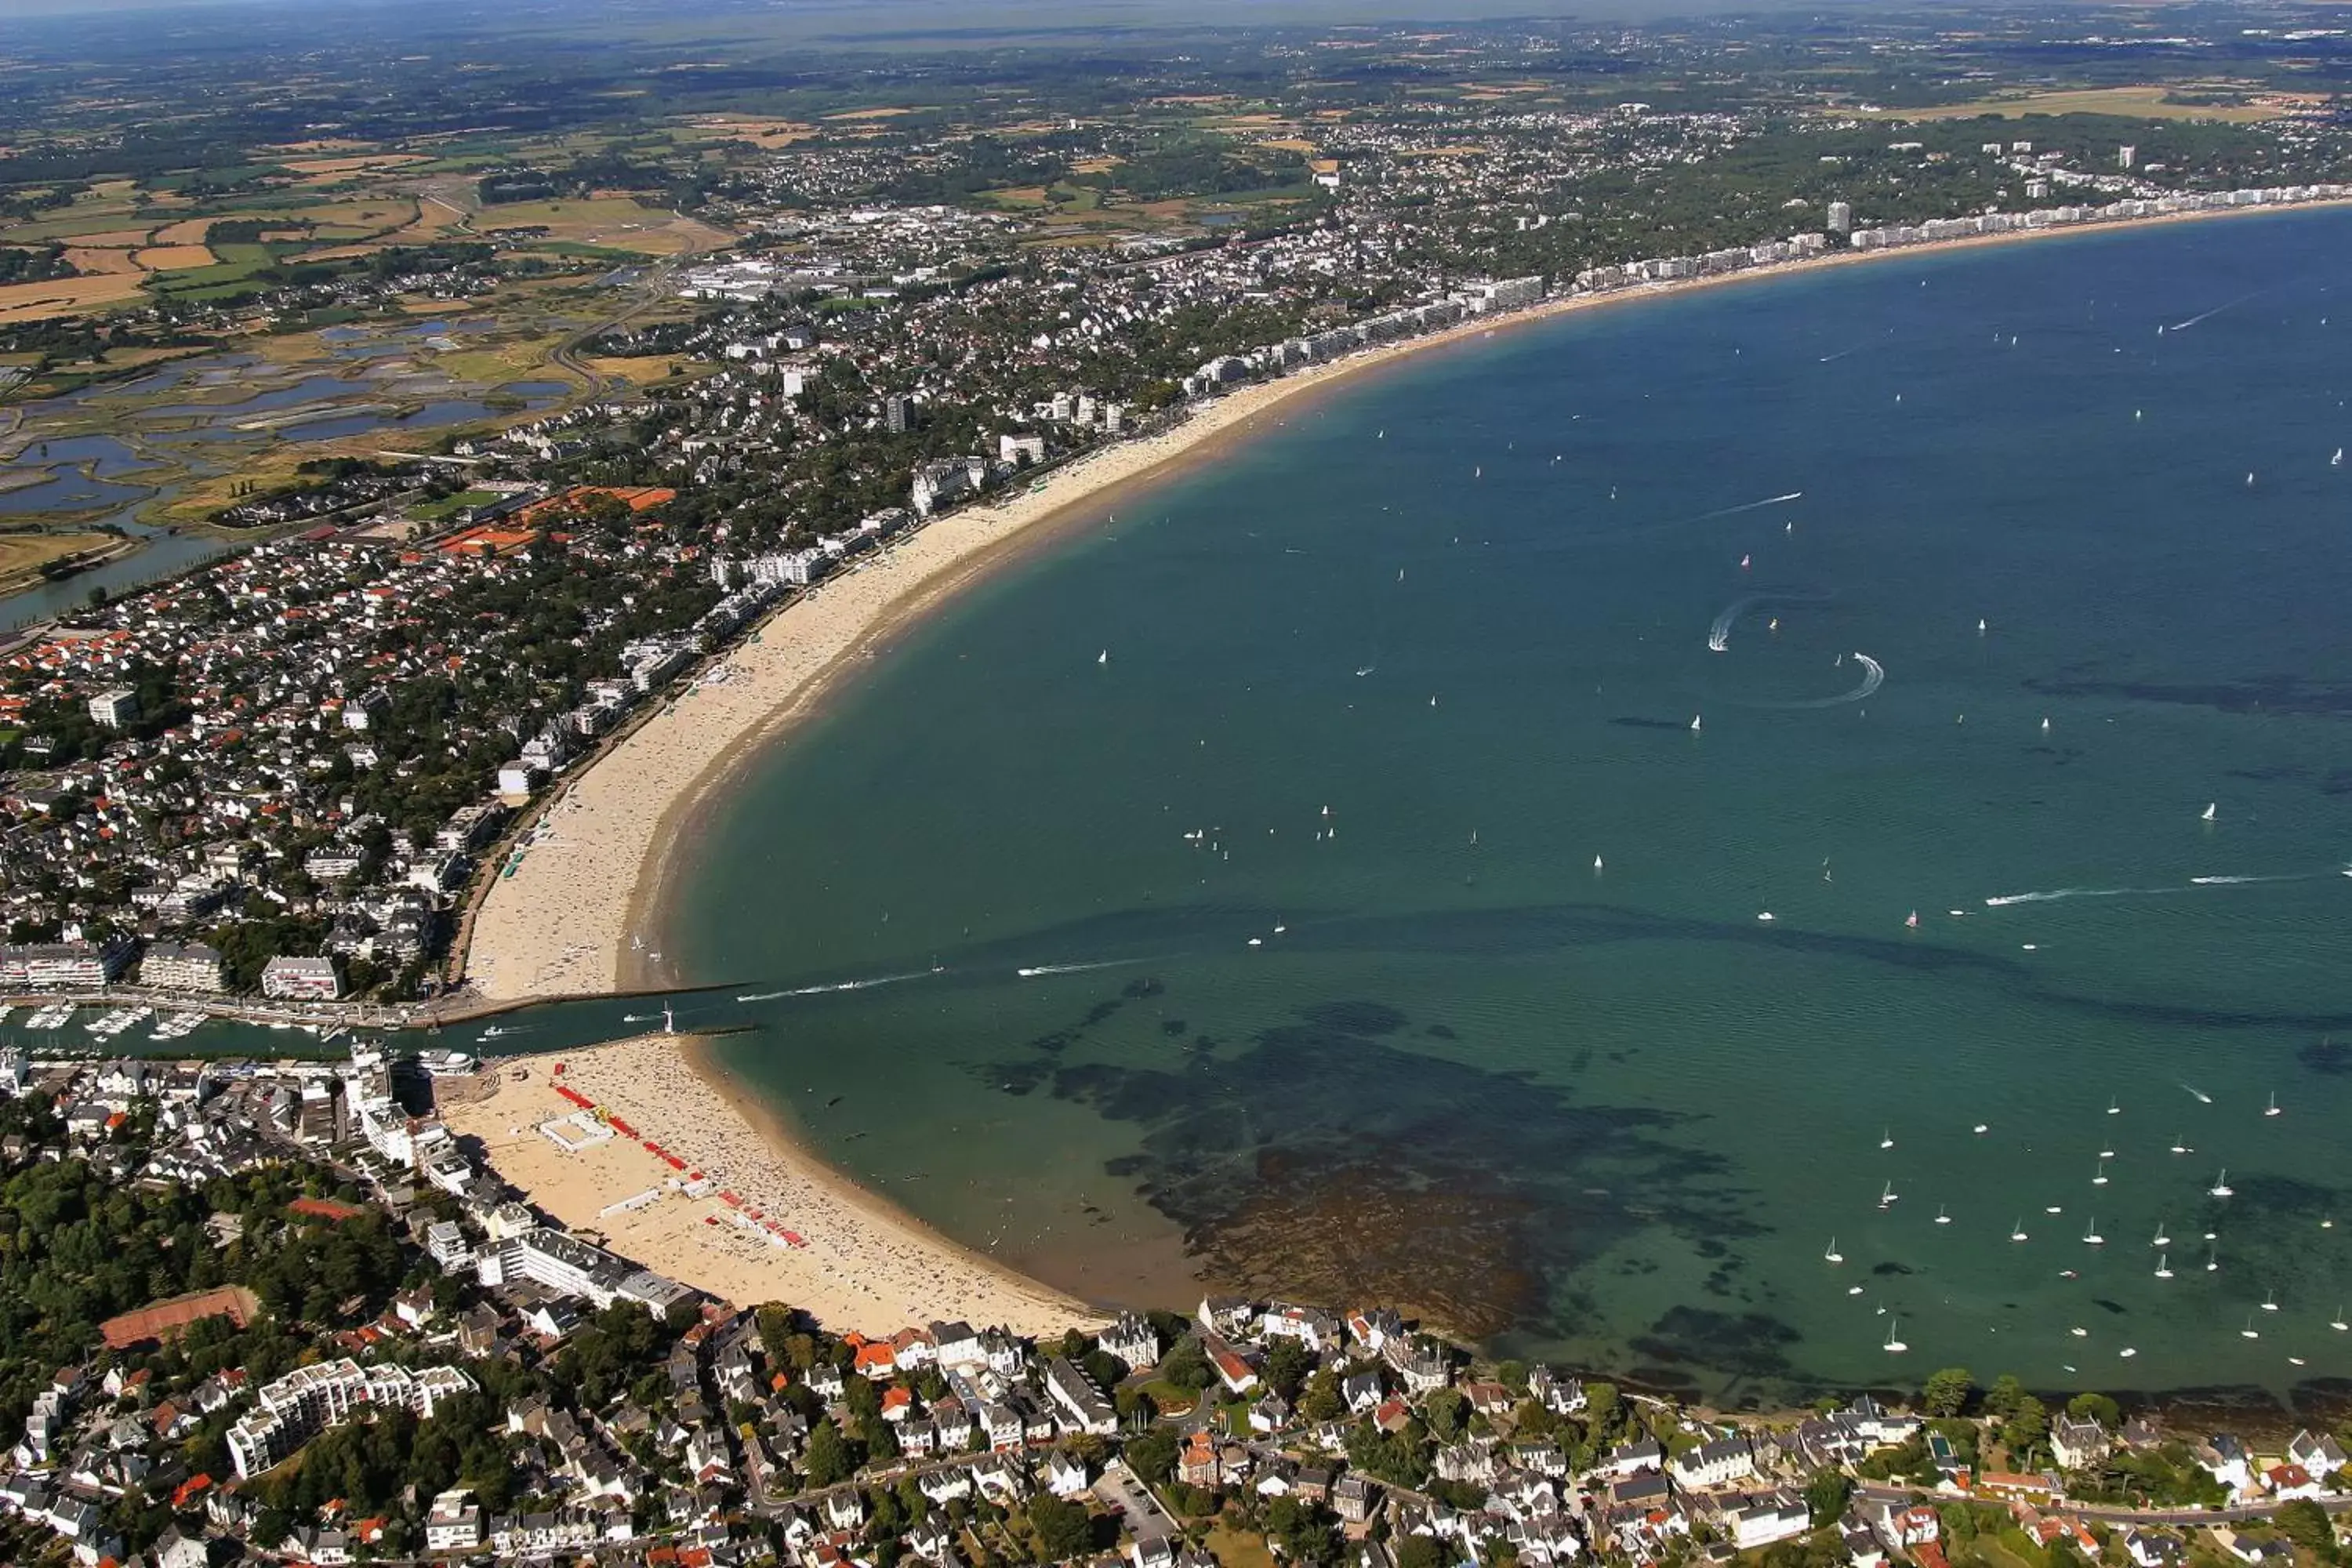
54,227,152,248
63,247,146,275
0,531,114,578
586,355,685,387
1863,86,2295,123
824,106,922,120
151,217,215,245
133,245,217,271
0,274,147,322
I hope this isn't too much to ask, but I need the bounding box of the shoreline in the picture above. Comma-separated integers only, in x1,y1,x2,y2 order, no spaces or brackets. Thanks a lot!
438,1032,1101,1338
464,194,2352,1007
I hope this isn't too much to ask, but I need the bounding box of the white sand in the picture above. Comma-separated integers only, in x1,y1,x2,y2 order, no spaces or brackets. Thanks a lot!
442,1035,1098,1338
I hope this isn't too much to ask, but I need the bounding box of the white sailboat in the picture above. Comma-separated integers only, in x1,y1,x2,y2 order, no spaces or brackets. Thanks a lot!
1878,1181,1898,1207
1976,618,1987,634
2082,1218,2104,1245
2265,1091,2281,1118
2154,1253,2173,1279
2153,1218,2172,1247
2092,1156,2109,1187
1882,1319,1907,1354
2201,801,2217,822
2041,717,2051,734
2210,1167,2234,1198
2010,1218,2029,1242
1934,1205,1951,1226
2206,1243,2220,1273
1690,713,1702,732
2241,1316,2261,1340
1594,855,1604,873
2333,447,2343,467
1824,1237,1844,1264
2107,1096,2122,1116
2261,1290,2280,1312
1878,1128,1894,1150
1097,648,1109,666
2332,1305,2348,1332
2170,1133,2188,1154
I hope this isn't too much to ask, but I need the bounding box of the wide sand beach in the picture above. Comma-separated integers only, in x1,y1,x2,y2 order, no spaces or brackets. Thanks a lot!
459,197,2350,1007
440,1033,1098,1338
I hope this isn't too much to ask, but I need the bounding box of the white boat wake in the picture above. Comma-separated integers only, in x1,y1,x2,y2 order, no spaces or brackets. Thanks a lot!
2169,289,2267,332
1758,651,1882,708
1984,886,2165,908
1706,588,1835,652
738,971,935,1001
1986,869,2328,909
1016,958,1149,979
1695,491,1803,521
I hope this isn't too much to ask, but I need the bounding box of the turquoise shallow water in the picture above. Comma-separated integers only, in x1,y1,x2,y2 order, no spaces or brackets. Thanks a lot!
663,209,2352,1405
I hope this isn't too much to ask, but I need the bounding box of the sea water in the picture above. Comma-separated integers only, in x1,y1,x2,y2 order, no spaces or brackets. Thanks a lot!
669,209,2348,1403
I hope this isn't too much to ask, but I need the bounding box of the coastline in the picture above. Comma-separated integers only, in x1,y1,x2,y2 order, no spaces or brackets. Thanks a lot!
438,1032,1101,1338
462,194,2352,1007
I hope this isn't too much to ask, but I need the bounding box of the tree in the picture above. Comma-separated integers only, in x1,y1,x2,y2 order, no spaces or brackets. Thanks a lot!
1156,1336,1213,1392
1922,1367,1973,1417
1026,1495,1094,1562
1299,1368,1344,1424
1396,1535,1446,1568
2002,1395,2049,1458
1125,1425,1179,1486
1263,1336,1316,1402
804,1417,857,1488
1804,1468,1853,1524
2276,1500,2336,1561
2065,1392,2121,1429
1424,1386,1469,1442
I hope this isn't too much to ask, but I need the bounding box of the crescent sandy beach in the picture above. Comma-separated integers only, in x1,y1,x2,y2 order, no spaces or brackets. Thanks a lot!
446,198,2350,1345
460,196,2350,1011
461,293,1595,1006
438,1033,1099,1338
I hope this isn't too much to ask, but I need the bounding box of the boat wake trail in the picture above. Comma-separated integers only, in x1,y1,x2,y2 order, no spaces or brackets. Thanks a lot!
1756,651,1882,708
1984,869,2331,910
738,971,935,1002
1016,958,1150,979
1706,588,1837,652
1984,886,2165,908
1695,491,1803,521
2169,289,2267,332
